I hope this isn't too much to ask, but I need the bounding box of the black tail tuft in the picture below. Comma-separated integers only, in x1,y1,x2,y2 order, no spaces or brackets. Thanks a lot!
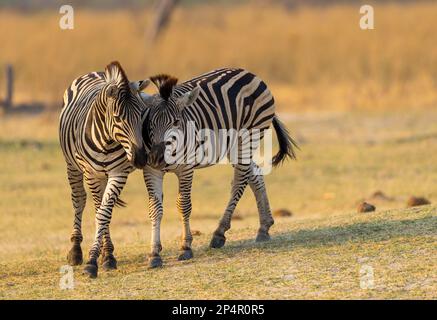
115,198,127,208
271,115,299,167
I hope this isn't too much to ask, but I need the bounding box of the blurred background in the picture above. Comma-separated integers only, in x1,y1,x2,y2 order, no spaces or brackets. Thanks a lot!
1,0,437,111
0,1,436,298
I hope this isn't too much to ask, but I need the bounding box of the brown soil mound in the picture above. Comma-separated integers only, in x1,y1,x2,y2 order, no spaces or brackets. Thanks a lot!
357,202,376,213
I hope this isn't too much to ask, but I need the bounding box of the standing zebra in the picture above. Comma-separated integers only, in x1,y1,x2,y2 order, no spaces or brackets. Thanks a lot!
59,61,150,278
141,68,298,268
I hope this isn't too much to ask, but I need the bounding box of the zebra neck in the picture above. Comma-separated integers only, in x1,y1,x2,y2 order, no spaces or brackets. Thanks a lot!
84,104,117,152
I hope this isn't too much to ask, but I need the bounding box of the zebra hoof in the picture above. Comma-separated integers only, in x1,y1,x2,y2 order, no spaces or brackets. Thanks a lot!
67,246,83,266
101,255,117,271
178,249,193,261
83,262,98,278
149,256,163,269
256,232,271,242
210,234,226,248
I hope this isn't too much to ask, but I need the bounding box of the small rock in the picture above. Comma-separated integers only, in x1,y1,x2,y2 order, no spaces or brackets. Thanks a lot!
191,230,202,236
357,202,376,213
407,196,430,207
273,208,293,217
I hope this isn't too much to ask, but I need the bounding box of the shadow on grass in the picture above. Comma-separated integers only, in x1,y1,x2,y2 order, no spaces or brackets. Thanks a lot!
203,214,437,255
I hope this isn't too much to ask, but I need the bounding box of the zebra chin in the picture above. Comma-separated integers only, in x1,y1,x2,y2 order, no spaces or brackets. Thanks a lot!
130,146,148,169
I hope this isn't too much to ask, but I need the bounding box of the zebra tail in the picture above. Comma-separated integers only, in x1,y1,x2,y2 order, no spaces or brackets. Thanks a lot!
115,198,127,208
271,115,299,167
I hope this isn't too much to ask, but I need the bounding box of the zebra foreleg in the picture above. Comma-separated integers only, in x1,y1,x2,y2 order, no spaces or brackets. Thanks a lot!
83,174,127,278
248,162,274,242
176,169,194,261
87,176,117,271
144,167,165,268
66,166,86,266
210,163,251,248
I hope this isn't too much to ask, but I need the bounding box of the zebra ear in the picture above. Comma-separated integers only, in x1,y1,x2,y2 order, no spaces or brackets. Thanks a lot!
177,87,200,109
130,79,151,93
105,61,129,88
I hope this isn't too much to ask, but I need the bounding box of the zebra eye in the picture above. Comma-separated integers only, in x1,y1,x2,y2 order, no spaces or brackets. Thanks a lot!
173,119,180,127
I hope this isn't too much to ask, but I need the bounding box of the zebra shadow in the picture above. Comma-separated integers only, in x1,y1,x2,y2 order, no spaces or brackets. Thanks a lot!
197,211,436,257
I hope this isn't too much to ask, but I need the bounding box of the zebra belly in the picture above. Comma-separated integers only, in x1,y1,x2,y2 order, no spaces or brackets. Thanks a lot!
74,150,134,176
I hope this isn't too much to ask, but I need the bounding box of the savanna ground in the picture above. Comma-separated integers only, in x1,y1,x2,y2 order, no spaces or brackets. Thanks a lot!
0,110,436,299
0,1,437,299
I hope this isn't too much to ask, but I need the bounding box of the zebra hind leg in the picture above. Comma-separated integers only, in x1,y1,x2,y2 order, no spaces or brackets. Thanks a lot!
248,162,274,242
210,163,251,248
66,166,86,266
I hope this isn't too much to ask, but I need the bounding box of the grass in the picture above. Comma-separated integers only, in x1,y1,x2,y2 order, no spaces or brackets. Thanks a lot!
1,1,436,299
0,110,436,299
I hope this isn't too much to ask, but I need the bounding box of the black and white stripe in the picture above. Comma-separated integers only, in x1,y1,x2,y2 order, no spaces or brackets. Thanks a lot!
141,68,298,267
59,61,149,278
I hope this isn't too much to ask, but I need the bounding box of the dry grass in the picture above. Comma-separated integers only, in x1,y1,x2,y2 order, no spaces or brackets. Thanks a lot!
0,110,436,299
1,2,437,110
1,1,436,300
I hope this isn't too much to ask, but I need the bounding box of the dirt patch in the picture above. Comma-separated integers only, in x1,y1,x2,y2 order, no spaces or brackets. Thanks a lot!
357,202,376,213
406,196,431,207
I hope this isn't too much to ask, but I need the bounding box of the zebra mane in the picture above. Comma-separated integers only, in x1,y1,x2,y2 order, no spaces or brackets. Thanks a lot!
149,74,178,101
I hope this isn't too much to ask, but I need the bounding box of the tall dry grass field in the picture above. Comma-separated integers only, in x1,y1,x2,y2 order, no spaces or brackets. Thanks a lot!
1,2,437,110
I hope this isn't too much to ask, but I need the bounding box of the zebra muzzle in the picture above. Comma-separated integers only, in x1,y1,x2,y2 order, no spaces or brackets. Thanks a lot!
132,146,147,169
148,142,166,168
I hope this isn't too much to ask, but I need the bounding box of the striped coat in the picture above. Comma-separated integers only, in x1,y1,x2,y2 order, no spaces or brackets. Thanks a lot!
141,68,297,268
60,61,149,278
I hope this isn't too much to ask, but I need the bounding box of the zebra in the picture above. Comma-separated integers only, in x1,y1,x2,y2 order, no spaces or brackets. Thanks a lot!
140,68,298,268
59,61,150,278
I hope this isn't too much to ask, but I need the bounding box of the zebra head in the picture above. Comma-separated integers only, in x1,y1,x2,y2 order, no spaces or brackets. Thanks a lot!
141,74,200,169
103,61,150,169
